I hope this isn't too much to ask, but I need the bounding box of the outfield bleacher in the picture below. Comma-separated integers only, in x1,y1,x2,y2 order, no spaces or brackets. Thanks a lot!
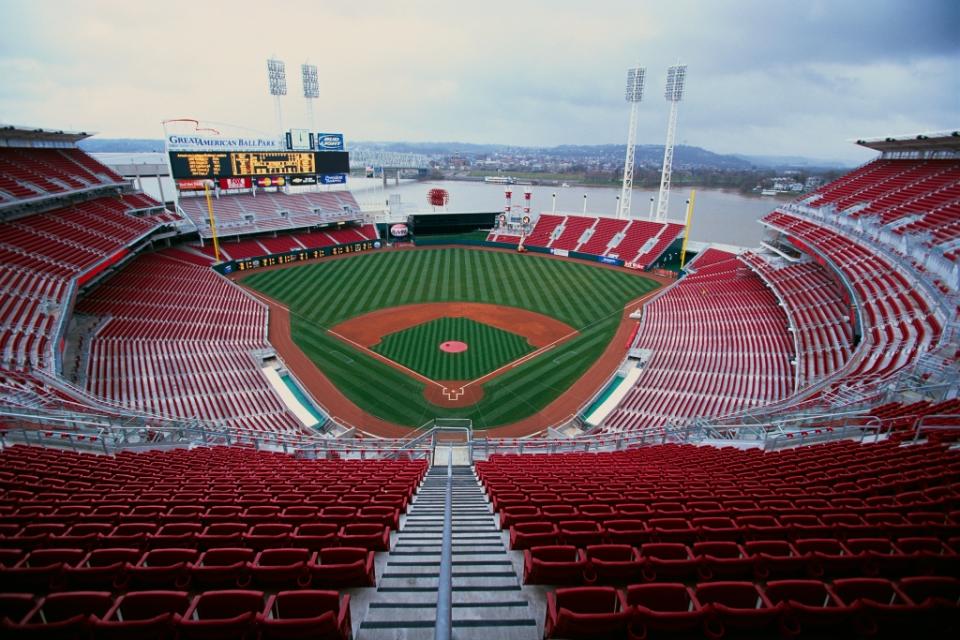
497,213,684,268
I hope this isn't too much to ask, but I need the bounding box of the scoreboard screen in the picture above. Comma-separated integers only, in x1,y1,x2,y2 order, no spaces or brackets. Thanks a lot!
169,151,349,179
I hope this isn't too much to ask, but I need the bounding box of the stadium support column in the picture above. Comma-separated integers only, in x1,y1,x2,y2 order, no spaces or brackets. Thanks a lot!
203,183,221,263
655,64,687,221
680,189,696,269
619,65,646,219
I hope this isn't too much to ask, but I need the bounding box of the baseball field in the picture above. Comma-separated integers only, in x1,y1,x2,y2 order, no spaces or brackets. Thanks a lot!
240,247,659,430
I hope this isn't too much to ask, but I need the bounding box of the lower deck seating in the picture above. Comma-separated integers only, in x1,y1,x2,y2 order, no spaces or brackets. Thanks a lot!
480,440,960,638
0,197,172,369
764,211,941,387
75,250,301,434
0,445,423,638
739,252,855,387
604,249,794,434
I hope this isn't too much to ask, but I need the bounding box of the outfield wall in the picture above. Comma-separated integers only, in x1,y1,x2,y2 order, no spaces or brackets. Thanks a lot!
413,236,625,268
211,240,381,275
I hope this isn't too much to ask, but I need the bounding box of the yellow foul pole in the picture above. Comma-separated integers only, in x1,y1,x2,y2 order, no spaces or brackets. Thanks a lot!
203,182,221,263
679,189,696,269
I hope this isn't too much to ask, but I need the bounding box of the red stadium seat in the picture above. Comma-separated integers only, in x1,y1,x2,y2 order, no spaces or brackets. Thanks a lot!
764,579,852,638
248,548,311,590
523,545,587,585
640,543,699,582
306,547,376,588
188,548,254,590
559,520,605,547
584,544,643,585
693,541,755,581
290,523,339,552
544,586,630,639
626,583,705,638
94,590,191,639
0,547,85,593
178,590,263,640
7,591,113,637
122,547,197,590
338,523,390,551
58,547,141,591
0,592,35,625
259,590,351,640
696,581,782,638
509,522,558,550
832,578,920,637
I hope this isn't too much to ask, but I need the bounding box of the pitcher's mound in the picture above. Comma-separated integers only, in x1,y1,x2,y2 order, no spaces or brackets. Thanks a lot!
439,340,468,353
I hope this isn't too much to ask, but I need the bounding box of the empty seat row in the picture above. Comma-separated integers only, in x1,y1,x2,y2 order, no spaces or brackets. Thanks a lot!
544,578,959,639
0,520,392,554
522,539,960,586
0,588,351,640
504,513,960,547
0,545,375,593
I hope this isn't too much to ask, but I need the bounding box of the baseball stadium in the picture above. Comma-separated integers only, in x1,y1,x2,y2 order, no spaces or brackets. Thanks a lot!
0,57,959,640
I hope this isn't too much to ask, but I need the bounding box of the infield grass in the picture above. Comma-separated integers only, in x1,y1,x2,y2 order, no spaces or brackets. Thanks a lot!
241,248,659,429
372,317,534,381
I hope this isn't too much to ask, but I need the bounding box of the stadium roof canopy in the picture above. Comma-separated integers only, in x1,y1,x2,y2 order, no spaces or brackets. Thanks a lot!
0,124,92,146
855,130,960,153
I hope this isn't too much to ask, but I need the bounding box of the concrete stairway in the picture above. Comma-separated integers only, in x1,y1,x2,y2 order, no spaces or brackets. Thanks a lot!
357,465,539,640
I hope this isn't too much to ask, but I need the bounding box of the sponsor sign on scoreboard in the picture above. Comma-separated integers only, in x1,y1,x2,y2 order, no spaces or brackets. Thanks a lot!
319,173,347,185
288,175,317,186
176,179,212,191
255,176,286,187
219,177,252,190
316,133,344,151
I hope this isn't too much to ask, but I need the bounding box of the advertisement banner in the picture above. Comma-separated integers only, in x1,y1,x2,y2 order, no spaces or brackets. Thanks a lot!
316,133,344,151
255,176,286,187
219,177,252,190
598,256,620,266
289,175,318,186
176,179,211,191
320,173,347,185
551,248,570,258
167,134,279,151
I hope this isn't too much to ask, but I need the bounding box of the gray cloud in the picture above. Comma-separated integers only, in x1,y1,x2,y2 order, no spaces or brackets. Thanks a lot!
0,0,956,164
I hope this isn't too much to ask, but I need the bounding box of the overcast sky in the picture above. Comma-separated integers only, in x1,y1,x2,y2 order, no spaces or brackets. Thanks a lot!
0,0,956,164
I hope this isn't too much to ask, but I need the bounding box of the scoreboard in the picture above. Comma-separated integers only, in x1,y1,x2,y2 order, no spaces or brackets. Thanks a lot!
169,151,349,180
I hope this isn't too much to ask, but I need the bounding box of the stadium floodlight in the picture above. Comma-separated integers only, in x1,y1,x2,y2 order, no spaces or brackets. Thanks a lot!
302,63,319,131
619,65,646,219
267,58,287,140
301,64,319,99
654,63,688,221
267,58,287,96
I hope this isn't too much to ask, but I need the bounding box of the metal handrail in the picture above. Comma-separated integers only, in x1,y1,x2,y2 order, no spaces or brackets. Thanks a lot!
911,414,960,443
435,453,453,640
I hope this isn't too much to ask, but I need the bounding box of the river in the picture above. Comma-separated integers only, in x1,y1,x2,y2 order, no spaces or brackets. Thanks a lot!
350,178,787,247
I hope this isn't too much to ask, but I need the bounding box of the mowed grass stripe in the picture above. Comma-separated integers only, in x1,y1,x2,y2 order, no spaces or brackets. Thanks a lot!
241,248,659,428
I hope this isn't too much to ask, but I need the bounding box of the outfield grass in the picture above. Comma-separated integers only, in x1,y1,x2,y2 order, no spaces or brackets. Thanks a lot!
373,317,534,381
241,248,658,429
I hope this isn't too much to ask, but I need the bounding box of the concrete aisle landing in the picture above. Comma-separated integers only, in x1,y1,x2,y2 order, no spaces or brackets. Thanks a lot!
357,465,539,640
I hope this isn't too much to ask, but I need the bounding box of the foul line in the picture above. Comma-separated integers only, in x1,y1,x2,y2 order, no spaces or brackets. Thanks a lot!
321,284,664,403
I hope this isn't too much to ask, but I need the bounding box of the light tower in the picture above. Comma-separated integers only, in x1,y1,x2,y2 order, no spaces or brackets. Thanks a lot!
266,58,287,140
654,63,687,221
618,65,646,219
301,63,319,131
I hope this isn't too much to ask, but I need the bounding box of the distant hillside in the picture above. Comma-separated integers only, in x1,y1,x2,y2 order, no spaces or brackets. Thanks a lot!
77,138,844,170
79,138,165,153
356,141,754,169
